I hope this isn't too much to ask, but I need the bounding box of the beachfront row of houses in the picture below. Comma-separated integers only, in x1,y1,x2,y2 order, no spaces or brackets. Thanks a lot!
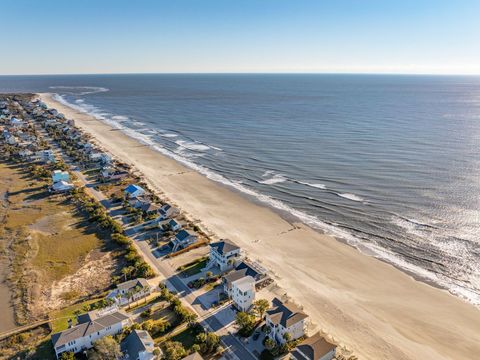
207,238,337,360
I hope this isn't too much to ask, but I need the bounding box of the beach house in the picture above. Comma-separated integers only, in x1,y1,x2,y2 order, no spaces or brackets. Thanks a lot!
222,260,267,297
124,184,146,199
158,203,179,220
121,329,159,360
290,332,336,360
265,298,308,344
171,230,197,251
168,219,182,231
207,239,241,271
51,308,131,359
231,275,256,312
52,170,70,183
37,149,56,163
50,180,74,193
107,278,151,305
141,202,161,216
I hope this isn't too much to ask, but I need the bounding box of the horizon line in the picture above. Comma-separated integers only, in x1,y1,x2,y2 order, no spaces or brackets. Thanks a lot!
1,71,480,77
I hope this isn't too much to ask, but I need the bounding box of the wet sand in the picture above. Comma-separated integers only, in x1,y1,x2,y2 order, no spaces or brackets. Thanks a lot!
39,92,480,360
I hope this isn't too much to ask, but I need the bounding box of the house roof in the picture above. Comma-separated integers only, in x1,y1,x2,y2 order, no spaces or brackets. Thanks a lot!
125,184,144,194
266,298,308,328
141,202,160,213
235,261,262,278
121,329,156,359
292,332,336,360
51,310,130,348
232,276,255,292
176,230,193,242
182,352,204,360
117,278,149,292
210,239,240,255
169,219,179,226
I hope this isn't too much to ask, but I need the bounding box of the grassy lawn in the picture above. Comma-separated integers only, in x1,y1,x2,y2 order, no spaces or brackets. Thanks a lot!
49,297,102,333
179,258,208,277
171,325,203,349
32,212,103,281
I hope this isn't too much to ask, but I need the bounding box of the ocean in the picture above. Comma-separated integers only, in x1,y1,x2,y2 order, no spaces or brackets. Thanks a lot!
1,74,479,305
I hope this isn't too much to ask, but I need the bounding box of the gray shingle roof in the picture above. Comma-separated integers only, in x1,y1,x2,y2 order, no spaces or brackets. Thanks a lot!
210,239,240,255
121,329,156,359
51,310,130,348
266,298,308,328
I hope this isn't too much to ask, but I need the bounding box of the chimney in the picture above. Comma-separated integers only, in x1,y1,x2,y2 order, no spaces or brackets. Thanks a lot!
67,318,73,328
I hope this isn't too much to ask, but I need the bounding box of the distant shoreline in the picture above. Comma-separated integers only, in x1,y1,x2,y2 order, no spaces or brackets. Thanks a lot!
38,92,480,360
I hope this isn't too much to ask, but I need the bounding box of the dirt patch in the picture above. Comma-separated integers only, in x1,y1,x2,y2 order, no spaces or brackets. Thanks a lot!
34,251,116,316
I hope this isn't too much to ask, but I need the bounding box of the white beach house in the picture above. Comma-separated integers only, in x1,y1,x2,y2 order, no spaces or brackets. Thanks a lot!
265,298,308,344
207,239,241,271
124,184,146,199
51,308,131,359
158,203,179,220
231,275,256,312
290,332,337,360
107,278,151,305
171,230,197,252
50,180,74,193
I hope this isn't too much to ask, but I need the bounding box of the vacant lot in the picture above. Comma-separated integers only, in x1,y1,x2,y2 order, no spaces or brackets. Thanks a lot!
0,162,121,325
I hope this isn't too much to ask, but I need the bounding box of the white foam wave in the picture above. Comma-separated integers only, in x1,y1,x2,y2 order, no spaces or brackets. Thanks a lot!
338,193,364,202
112,115,129,121
52,95,480,306
262,170,275,178
298,181,327,190
259,174,287,185
160,133,178,138
75,99,84,104
49,86,109,96
175,140,210,151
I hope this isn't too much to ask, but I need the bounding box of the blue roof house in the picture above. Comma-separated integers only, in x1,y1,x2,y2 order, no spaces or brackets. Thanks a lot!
124,184,146,199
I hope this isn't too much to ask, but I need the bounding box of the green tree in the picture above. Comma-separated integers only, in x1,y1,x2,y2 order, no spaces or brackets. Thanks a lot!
88,336,122,360
60,352,75,360
264,337,276,350
253,299,270,320
235,311,256,337
163,341,187,360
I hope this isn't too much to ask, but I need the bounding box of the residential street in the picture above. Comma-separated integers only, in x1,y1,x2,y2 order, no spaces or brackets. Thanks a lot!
42,128,257,360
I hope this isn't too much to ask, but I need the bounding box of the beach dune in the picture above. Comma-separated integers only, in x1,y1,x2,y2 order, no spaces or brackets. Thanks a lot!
40,93,480,360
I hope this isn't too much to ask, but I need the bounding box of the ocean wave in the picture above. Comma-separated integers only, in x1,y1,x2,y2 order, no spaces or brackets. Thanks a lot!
75,99,84,104
53,95,480,306
297,181,327,190
112,115,129,121
160,133,178,138
49,86,109,96
262,170,275,177
175,139,210,151
258,174,287,185
337,193,364,202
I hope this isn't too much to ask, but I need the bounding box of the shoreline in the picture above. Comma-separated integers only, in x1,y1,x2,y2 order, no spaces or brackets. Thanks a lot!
39,92,480,360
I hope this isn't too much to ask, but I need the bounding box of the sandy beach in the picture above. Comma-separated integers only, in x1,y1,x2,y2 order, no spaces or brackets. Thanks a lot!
39,92,480,360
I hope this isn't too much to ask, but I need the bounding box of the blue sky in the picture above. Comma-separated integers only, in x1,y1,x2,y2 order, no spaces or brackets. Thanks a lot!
2,0,479,75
